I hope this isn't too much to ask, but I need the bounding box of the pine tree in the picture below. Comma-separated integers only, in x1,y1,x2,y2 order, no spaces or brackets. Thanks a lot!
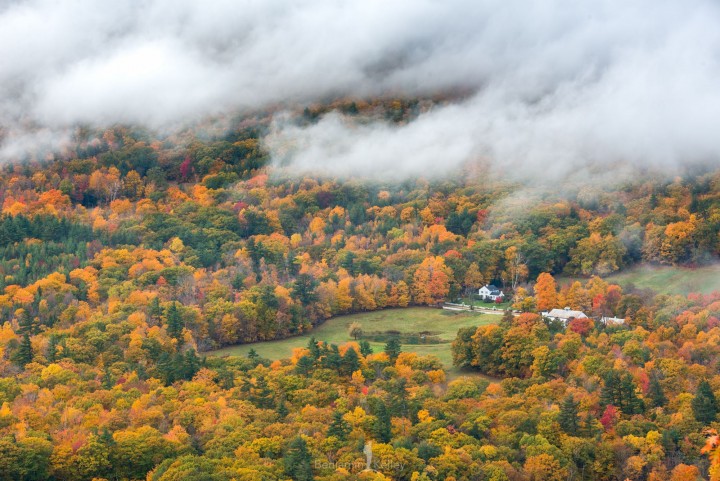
276,398,289,419
341,347,360,376
619,373,644,415
359,340,373,357
157,351,177,384
148,296,162,324
94,363,109,387
322,344,342,370
182,349,201,380
558,395,580,435
18,308,34,335
16,331,33,367
251,375,273,409
600,370,620,408
600,370,643,415
648,373,667,408
47,334,59,363
307,337,321,360
295,355,314,376
292,273,318,306
165,302,183,340
384,337,402,362
581,411,598,438
284,436,314,481
247,348,260,365
327,410,350,441
370,398,391,443
692,380,718,424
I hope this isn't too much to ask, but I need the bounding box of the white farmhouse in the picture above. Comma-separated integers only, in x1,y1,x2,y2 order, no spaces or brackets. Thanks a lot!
541,307,588,326
478,284,504,301
600,316,626,325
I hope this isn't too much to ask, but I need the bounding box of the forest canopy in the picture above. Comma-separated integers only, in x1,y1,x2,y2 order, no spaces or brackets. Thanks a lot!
0,107,719,480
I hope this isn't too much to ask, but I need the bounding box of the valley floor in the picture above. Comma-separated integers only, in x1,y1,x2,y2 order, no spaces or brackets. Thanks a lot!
209,307,497,379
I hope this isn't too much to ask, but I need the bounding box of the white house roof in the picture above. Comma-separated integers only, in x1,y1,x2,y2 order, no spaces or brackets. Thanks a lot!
543,307,588,320
480,284,502,295
601,316,625,324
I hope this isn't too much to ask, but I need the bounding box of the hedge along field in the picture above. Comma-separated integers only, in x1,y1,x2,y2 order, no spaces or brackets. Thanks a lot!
209,307,498,376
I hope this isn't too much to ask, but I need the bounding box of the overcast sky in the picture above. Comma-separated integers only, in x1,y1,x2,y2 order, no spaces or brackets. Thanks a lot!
1,0,719,181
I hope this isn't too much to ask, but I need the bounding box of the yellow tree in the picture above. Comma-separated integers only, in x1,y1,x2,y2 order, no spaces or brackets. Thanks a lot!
502,246,528,290
464,262,484,294
336,278,354,313
534,273,558,312
412,257,453,306
512,287,536,312
669,464,700,481
389,281,410,307
563,281,592,312
123,170,144,200
524,454,568,481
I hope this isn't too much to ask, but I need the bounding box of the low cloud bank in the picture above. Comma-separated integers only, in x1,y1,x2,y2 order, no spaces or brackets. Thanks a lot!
1,0,718,181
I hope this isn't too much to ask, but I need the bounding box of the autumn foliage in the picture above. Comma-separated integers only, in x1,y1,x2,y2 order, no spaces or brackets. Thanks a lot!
0,112,718,479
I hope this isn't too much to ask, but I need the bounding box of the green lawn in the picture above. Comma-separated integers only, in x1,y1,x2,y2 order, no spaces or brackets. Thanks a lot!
454,294,512,310
604,265,720,295
559,264,720,295
209,307,497,377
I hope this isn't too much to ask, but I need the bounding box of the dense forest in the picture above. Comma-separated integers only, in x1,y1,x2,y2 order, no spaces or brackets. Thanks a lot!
1,104,720,480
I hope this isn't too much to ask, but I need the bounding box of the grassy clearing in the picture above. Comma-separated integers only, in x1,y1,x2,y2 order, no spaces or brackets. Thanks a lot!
454,294,512,310
209,307,497,378
559,264,720,296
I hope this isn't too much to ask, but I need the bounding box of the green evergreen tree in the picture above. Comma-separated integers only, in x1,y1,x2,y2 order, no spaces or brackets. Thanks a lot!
165,302,183,340
181,349,201,380
251,375,273,409
276,398,289,419
370,398,392,443
157,351,178,384
359,340,373,357
692,380,718,424
283,436,314,481
247,348,260,364
581,411,598,438
648,373,667,408
327,410,350,441
18,308,34,335
16,332,33,367
384,337,402,362
292,273,318,306
307,337,321,360
46,335,59,363
558,395,580,435
619,373,644,415
600,370,643,415
148,296,162,324
340,347,360,375
295,355,314,376
322,344,342,370
102,366,114,389
600,370,621,410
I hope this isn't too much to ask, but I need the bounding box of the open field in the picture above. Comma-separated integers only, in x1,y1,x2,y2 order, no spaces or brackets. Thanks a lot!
560,264,720,296
209,307,498,377
456,295,512,310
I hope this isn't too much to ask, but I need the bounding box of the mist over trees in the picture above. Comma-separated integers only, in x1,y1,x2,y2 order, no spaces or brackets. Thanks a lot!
0,101,717,479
